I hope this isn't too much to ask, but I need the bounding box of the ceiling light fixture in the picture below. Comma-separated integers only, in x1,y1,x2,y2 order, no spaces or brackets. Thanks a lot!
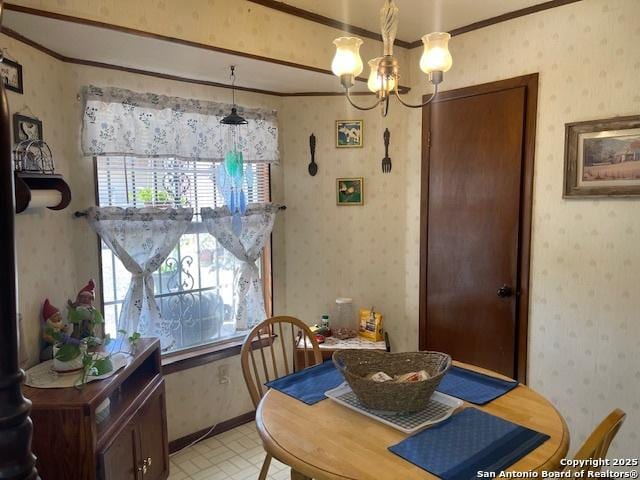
331,0,452,117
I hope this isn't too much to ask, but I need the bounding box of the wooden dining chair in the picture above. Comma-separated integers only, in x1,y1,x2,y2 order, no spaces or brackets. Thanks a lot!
240,316,322,480
564,408,626,474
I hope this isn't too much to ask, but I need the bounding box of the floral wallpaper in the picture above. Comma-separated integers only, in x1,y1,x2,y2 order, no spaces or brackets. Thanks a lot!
6,0,639,457
2,33,286,440
403,0,640,459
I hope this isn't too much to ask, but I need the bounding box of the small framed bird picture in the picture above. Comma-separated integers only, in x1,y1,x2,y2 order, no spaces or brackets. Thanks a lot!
13,113,43,144
336,119,363,148
336,177,364,206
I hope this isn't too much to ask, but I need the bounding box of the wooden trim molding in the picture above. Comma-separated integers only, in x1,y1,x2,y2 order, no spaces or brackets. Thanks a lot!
408,0,582,48
0,24,409,97
246,0,413,49
161,334,277,376
418,73,538,384
248,0,582,50
168,411,256,454
1,4,414,97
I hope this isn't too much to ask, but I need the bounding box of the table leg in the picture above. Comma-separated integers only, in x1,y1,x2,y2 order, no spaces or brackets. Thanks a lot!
291,468,311,480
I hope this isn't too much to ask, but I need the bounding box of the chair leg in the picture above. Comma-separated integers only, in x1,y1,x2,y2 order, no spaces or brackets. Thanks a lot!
291,468,311,480
258,454,272,480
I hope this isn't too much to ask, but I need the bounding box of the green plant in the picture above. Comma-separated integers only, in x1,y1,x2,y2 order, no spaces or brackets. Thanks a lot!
128,332,141,349
135,187,171,204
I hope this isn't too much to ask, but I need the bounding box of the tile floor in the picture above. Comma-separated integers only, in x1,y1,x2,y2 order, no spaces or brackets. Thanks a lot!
168,421,291,480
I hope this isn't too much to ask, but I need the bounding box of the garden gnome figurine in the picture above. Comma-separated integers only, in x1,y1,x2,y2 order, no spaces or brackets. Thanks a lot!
68,279,104,340
40,299,73,361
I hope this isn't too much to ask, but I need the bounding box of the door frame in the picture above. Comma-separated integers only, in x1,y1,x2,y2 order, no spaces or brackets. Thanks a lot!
418,73,539,384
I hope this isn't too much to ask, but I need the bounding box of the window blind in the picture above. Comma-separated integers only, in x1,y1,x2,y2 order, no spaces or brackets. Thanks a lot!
96,156,270,215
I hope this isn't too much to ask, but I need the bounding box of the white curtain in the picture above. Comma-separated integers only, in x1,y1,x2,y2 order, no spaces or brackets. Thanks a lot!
201,204,279,331
80,85,279,164
84,207,193,348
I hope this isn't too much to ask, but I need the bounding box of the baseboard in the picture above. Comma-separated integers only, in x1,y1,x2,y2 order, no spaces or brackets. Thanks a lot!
168,410,256,454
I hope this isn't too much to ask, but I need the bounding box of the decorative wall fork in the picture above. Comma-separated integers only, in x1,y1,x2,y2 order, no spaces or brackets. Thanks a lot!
382,128,392,173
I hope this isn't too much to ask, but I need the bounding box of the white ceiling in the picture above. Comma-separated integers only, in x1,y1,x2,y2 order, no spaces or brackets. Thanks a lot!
284,0,553,42
2,10,372,95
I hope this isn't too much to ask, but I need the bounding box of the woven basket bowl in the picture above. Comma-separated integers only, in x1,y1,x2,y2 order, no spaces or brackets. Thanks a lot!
332,350,452,412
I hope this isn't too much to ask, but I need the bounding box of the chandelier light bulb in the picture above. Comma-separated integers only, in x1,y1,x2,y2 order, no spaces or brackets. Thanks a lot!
367,57,396,93
331,37,364,77
420,32,453,74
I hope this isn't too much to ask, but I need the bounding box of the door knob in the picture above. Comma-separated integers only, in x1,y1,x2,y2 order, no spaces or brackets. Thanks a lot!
496,284,514,298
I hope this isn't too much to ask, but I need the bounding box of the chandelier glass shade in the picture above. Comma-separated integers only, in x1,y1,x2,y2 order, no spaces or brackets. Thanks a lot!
331,0,453,116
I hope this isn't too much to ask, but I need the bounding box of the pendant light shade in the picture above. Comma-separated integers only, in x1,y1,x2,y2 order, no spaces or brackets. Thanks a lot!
367,57,396,94
419,32,453,74
331,37,364,77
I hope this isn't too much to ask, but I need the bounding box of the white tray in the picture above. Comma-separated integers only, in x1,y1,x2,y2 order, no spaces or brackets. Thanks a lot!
325,383,463,434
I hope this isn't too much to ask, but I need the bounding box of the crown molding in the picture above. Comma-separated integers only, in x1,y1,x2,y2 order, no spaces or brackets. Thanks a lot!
245,0,414,49
0,25,410,97
407,0,582,48
246,0,583,50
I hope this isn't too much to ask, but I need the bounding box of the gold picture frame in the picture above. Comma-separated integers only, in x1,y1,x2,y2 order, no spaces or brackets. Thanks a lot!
564,115,640,197
336,120,363,148
336,177,364,206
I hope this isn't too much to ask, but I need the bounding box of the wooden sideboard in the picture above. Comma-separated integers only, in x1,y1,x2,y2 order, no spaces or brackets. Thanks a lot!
23,338,169,480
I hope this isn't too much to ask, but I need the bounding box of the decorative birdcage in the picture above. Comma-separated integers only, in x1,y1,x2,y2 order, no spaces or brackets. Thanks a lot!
14,139,55,174
12,139,71,214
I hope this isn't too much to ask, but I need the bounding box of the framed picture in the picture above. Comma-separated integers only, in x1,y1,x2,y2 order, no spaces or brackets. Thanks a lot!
0,58,24,94
564,115,640,197
336,177,364,206
13,114,43,144
336,120,363,148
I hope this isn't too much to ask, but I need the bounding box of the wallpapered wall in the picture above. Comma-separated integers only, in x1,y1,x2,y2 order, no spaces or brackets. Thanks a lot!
6,0,639,455
10,0,409,87
401,0,640,457
2,33,287,440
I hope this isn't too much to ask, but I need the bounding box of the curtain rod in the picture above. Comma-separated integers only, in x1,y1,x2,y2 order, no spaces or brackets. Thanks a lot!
73,205,287,217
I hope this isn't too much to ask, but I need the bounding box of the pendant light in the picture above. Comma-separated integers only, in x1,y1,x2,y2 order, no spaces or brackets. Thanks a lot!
331,0,453,116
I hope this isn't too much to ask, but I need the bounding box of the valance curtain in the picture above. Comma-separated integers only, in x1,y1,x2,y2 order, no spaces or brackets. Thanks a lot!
201,204,279,331
80,85,279,164
83,207,193,348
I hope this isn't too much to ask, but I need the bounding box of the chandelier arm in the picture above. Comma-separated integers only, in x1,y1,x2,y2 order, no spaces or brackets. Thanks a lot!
344,88,384,111
392,82,439,109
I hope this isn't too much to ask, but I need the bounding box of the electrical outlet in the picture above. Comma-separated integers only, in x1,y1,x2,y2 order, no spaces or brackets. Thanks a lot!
218,365,230,384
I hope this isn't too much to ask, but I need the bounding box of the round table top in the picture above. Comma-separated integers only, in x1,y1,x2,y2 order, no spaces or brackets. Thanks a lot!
256,361,569,480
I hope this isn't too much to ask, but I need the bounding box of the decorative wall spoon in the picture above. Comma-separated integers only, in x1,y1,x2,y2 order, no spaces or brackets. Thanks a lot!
308,133,317,176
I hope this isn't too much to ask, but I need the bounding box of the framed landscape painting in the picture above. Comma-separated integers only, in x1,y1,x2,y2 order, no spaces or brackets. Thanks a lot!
564,115,640,197
336,120,363,148
336,177,363,205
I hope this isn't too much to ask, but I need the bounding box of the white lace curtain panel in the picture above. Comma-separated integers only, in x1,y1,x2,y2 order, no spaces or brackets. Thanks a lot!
80,85,279,164
83,206,193,349
201,204,280,331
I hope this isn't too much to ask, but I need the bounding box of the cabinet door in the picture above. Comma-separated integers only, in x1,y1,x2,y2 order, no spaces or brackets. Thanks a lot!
136,381,169,480
100,422,139,480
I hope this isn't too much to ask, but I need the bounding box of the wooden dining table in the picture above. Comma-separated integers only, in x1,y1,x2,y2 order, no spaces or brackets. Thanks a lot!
256,361,569,480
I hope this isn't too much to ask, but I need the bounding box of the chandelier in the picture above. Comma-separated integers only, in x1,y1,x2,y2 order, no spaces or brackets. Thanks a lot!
331,0,453,116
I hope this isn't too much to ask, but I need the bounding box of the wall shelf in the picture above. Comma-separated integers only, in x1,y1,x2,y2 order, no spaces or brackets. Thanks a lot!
14,171,71,213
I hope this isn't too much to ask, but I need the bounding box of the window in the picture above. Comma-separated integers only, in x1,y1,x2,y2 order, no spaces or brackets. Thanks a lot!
95,156,271,354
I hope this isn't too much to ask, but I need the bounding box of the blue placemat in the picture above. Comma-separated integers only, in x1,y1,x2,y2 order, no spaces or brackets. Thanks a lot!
389,408,549,480
265,359,344,405
437,366,518,405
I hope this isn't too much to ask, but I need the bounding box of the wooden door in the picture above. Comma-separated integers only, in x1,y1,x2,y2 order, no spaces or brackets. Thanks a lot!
100,422,139,480
136,381,169,480
420,74,538,381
